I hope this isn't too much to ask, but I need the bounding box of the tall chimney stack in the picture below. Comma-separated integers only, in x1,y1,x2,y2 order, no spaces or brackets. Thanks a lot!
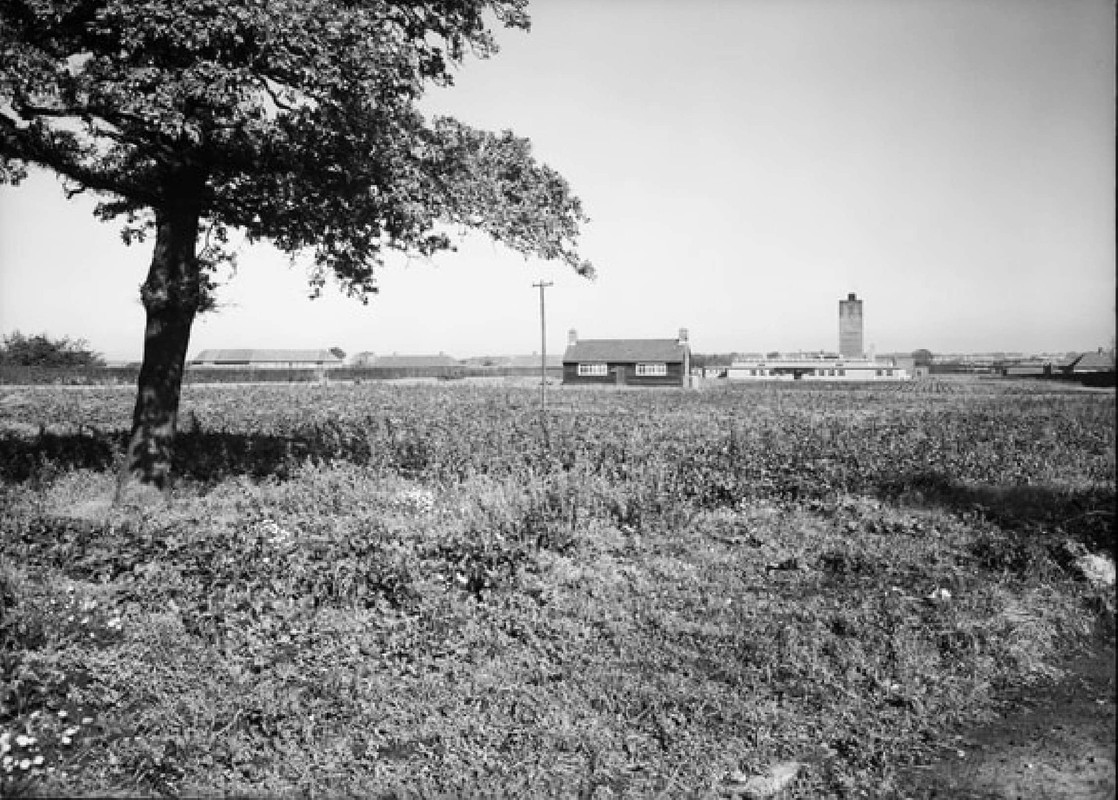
678,328,689,345
568,328,578,346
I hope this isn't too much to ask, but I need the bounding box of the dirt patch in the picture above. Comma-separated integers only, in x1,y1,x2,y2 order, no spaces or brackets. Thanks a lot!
902,640,1116,799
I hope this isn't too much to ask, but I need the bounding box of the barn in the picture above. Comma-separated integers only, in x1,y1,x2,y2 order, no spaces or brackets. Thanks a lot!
562,329,691,388
190,349,344,369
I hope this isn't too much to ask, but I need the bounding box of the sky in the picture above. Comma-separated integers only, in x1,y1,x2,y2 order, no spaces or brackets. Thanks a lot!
0,0,1114,362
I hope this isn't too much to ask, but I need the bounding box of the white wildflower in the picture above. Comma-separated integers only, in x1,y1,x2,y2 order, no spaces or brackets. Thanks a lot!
14,735,34,748
1075,553,1116,589
396,488,436,514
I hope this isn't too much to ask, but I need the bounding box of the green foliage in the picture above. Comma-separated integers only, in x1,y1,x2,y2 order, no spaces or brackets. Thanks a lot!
0,332,104,368
0,379,1113,795
0,0,591,294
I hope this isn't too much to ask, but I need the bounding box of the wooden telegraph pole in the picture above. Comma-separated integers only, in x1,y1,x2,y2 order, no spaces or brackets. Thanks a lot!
533,280,553,423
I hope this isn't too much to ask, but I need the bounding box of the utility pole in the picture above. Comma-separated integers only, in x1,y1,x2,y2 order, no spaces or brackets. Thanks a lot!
532,280,553,419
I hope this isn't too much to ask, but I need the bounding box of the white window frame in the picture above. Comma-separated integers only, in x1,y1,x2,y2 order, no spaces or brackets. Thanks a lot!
635,362,667,377
577,363,608,376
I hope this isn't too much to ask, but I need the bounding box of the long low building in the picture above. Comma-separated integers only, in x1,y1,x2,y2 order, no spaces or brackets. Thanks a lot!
190,349,344,369
723,356,909,381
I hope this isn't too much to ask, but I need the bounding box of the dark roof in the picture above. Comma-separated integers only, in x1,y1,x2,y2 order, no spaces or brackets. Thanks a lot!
1072,351,1115,371
192,349,342,364
563,339,688,364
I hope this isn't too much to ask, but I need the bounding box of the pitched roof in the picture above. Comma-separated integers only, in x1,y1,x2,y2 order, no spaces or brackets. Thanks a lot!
191,349,342,364
563,339,688,364
1072,351,1115,371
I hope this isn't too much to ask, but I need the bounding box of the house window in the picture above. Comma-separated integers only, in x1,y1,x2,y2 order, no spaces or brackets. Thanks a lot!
578,363,607,376
636,363,667,377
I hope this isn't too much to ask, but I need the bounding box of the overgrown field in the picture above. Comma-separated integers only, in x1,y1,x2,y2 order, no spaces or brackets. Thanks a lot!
1,378,1114,797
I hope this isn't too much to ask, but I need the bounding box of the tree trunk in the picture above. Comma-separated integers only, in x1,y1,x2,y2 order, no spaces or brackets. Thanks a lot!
117,175,204,499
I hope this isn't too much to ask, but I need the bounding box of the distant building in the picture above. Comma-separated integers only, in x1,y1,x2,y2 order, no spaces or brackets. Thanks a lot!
190,349,343,369
350,353,459,368
562,329,691,387
461,354,563,369
839,293,864,358
1064,349,1115,375
726,354,909,381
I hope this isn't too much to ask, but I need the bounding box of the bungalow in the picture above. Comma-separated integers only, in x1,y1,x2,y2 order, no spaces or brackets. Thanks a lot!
562,329,691,388
190,349,343,369
1059,349,1116,386
1065,350,1115,375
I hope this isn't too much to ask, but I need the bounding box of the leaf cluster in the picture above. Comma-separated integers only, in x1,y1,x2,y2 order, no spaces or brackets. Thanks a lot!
1,0,590,298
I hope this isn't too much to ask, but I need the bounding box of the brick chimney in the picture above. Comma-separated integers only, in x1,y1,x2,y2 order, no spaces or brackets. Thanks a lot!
678,328,689,346
568,328,578,346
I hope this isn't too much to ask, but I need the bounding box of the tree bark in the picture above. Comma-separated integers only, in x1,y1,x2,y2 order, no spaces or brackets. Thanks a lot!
117,172,205,499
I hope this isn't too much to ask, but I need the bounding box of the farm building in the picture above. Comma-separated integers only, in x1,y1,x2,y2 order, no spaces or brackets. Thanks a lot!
350,353,459,368
726,355,909,381
562,329,691,388
190,349,343,369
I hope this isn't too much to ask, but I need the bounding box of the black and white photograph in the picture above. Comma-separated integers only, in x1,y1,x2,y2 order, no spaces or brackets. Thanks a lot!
1,0,1114,796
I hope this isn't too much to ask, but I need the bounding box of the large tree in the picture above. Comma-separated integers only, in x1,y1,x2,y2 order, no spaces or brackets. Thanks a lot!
0,0,592,490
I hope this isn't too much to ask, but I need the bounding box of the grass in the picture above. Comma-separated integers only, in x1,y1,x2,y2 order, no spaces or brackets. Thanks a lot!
0,377,1114,797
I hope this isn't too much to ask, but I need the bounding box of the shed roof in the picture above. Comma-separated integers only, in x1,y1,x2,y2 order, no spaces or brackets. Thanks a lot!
192,349,342,364
563,339,688,364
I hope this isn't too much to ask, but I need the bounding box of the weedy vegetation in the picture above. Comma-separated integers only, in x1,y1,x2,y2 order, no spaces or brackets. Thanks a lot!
1,377,1113,797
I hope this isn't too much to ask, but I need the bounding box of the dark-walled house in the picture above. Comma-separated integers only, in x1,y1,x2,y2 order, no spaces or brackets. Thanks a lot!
562,329,691,388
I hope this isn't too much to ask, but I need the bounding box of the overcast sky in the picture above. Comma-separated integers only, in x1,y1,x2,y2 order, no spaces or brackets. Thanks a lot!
1,0,1114,361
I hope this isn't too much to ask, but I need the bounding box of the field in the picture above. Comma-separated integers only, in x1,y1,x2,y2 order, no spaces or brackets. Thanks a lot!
1,377,1114,797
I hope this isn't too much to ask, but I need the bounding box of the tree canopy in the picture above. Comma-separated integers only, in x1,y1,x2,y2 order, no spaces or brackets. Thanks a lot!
0,0,593,297
0,0,594,491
